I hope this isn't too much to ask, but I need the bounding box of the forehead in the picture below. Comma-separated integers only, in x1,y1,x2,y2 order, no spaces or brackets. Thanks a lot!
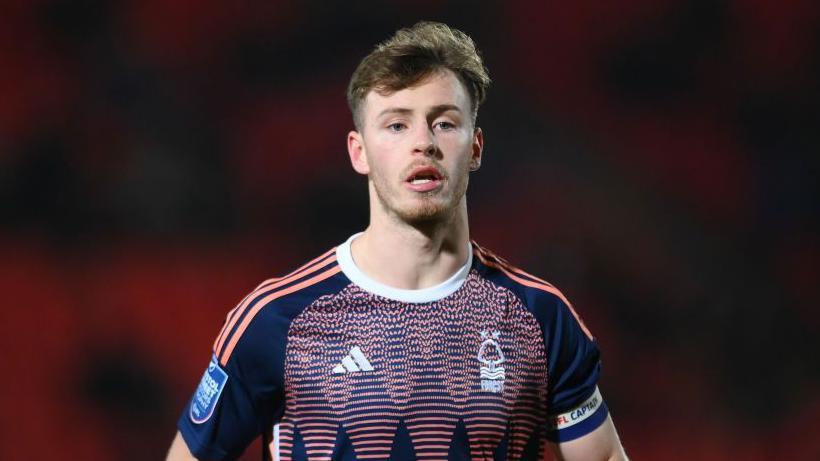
362,69,471,120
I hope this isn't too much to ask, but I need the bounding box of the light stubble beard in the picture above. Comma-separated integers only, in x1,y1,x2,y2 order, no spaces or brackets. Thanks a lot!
370,164,471,227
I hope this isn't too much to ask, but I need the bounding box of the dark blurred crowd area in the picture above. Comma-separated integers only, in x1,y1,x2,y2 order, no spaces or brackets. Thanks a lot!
1,1,819,460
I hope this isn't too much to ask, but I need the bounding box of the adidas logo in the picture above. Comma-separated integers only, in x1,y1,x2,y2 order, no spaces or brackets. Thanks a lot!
332,346,374,374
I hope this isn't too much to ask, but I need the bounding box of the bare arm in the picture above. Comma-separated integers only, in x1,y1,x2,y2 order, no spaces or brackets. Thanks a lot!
548,415,628,461
166,431,198,461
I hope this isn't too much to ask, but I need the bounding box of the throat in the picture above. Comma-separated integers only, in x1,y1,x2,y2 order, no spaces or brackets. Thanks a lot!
349,230,470,290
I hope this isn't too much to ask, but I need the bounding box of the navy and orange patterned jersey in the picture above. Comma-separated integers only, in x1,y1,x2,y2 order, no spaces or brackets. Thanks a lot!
178,234,608,461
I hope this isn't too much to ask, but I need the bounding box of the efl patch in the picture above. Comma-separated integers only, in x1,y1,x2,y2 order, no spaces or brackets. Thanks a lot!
189,355,229,424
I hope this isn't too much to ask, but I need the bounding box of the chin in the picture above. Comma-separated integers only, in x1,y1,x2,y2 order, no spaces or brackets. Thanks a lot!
373,181,465,225
395,199,455,224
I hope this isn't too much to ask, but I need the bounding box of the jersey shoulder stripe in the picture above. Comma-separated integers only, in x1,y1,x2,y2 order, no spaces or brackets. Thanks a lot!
472,241,594,341
254,247,337,291
214,250,342,365
212,247,336,353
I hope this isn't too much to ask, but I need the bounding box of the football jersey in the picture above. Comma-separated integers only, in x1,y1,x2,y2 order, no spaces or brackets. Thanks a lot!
178,234,608,461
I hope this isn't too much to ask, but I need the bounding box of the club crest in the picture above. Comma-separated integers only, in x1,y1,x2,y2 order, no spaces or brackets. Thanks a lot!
477,330,505,393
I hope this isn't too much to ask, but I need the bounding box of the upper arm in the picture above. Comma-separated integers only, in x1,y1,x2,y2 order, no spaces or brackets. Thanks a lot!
166,431,198,461
175,301,287,460
537,292,605,442
530,288,624,456
547,414,628,461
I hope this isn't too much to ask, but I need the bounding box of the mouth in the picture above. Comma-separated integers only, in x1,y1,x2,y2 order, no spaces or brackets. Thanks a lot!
405,166,445,192
406,166,444,184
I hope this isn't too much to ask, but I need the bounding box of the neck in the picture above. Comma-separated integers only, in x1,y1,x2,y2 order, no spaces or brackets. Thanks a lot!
350,198,471,290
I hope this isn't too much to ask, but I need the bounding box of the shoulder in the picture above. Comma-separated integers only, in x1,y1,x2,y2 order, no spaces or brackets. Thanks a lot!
212,246,349,366
471,241,594,341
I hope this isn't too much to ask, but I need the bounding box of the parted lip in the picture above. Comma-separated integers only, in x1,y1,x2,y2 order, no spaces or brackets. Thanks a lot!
405,165,444,182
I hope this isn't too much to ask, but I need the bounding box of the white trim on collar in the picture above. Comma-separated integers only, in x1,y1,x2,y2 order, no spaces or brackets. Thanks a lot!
336,233,472,303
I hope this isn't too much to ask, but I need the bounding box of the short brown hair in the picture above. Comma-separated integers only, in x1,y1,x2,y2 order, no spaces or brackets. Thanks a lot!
347,21,490,130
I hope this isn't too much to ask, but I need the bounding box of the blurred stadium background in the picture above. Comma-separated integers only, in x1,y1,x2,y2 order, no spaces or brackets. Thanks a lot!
1,1,818,459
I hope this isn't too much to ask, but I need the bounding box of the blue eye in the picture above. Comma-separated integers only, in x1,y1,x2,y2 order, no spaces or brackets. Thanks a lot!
435,121,456,130
387,122,406,132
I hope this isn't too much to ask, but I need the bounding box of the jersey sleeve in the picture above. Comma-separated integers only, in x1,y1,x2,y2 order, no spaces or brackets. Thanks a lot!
540,293,609,442
177,304,286,460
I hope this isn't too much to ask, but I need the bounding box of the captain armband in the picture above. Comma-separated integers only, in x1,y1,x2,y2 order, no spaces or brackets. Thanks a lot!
546,386,609,442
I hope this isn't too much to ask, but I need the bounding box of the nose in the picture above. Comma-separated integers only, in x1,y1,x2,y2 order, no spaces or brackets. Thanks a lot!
412,127,438,157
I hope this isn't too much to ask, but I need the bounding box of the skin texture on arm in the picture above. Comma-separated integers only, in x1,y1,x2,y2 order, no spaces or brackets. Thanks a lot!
166,431,199,461
547,415,629,461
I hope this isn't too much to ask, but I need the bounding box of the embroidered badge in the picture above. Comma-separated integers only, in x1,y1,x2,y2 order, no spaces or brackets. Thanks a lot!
189,355,229,424
478,330,506,393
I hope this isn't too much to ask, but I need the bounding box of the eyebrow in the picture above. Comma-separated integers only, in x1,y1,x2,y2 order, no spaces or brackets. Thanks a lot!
376,104,463,119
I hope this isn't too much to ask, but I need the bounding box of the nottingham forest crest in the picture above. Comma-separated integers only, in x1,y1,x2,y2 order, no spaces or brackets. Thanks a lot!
477,330,506,393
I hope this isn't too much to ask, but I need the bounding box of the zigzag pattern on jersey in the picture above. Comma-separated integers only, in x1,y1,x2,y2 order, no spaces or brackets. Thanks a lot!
213,247,341,366
276,271,548,461
471,242,594,341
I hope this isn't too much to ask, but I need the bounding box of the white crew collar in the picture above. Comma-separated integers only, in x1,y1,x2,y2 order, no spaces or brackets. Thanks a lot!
336,233,472,303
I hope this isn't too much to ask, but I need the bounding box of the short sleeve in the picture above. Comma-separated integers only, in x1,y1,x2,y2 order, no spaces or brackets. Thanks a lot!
541,295,609,442
177,309,285,460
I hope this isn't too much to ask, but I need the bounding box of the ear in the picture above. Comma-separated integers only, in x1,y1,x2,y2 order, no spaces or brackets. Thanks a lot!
347,130,370,175
470,127,484,171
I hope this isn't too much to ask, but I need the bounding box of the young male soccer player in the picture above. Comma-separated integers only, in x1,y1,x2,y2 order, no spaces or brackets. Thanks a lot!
167,21,628,461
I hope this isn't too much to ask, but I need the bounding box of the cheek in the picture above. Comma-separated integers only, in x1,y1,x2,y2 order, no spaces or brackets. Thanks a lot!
442,130,472,147
367,137,406,167
442,134,475,164
365,150,396,180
